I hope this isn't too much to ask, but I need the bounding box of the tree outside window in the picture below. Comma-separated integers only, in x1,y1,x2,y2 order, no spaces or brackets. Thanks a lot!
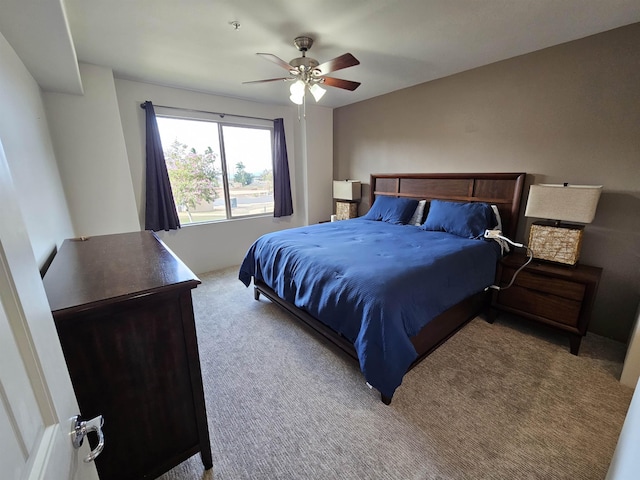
234,162,253,186
164,140,220,223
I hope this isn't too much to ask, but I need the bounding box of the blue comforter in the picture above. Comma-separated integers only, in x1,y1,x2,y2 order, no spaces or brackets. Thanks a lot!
239,219,501,398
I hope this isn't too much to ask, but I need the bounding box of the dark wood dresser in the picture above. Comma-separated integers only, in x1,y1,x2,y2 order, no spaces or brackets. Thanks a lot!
43,231,212,480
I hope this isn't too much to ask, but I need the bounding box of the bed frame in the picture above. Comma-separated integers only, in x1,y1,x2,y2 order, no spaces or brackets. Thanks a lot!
254,172,526,404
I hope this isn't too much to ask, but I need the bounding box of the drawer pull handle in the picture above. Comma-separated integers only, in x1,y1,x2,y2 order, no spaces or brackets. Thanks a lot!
71,414,105,462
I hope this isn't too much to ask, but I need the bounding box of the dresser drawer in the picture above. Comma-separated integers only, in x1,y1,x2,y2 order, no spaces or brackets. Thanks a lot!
502,266,586,302
497,285,582,327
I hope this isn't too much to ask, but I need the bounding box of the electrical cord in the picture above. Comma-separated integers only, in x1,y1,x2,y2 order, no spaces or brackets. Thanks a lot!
484,230,534,291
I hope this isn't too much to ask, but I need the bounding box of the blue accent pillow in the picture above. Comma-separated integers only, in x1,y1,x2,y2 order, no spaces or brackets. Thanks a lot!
421,200,494,238
362,196,419,225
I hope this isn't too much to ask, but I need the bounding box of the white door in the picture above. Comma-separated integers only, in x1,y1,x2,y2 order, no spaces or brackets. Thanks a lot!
0,140,99,480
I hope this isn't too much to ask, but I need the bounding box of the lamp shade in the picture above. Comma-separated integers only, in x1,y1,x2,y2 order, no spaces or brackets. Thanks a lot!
333,180,361,201
524,184,602,224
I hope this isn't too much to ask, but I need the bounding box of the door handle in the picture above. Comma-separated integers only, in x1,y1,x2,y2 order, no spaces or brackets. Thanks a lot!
71,414,105,462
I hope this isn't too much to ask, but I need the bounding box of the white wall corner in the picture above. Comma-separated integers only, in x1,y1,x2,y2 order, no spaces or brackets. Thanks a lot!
43,63,140,237
620,302,640,389
302,105,334,224
0,30,75,266
606,379,640,479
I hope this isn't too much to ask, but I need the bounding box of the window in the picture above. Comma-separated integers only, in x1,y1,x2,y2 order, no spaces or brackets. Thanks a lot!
156,114,274,225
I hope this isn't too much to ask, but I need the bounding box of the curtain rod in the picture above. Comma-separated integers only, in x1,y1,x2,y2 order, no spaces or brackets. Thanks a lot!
140,102,275,123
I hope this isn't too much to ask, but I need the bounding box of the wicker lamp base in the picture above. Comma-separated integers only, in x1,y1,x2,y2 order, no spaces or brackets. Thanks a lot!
336,201,358,220
528,222,584,266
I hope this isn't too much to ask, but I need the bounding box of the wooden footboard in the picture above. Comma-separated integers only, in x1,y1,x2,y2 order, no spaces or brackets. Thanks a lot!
254,280,358,362
254,279,489,404
409,290,489,367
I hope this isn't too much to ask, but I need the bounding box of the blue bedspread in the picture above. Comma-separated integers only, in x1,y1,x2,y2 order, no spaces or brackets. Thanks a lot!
239,219,501,398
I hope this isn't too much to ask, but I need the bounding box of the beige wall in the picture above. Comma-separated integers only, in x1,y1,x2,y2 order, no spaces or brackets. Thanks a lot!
334,24,640,341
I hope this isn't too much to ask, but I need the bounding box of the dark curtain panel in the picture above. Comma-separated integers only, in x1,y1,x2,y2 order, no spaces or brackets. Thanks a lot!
273,118,293,217
142,101,180,231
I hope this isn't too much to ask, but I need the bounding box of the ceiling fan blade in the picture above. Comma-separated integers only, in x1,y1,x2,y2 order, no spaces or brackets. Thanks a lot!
322,77,361,91
242,78,290,84
256,53,294,71
315,53,360,75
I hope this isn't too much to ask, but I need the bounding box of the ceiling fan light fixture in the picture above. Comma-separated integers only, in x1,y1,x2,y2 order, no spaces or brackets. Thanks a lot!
247,37,360,105
289,94,304,105
289,93,304,105
290,80,305,96
309,83,326,102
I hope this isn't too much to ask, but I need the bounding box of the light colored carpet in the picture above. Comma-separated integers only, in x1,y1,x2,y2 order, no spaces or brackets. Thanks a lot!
159,266,633,480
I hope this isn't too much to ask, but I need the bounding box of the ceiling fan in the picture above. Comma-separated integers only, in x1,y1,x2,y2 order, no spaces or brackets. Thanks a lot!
243,36,361,104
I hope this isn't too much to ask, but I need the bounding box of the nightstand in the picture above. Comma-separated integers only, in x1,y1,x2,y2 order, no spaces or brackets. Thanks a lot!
489,252,602,355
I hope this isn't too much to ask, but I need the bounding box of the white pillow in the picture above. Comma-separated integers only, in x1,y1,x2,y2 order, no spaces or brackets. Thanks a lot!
408,200,427,226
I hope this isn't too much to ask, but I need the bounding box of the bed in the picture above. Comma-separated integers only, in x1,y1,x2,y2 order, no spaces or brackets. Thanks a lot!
239,173,526,403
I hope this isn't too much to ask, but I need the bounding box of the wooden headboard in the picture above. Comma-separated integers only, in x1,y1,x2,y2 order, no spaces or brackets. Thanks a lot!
370,173,526,239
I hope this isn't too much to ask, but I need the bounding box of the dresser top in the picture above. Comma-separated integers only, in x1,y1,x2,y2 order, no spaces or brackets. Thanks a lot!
43,231,200,315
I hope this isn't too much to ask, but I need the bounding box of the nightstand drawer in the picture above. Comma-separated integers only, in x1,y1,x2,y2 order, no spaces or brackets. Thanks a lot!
502,266,586,302
497,285,582,327
491,253,602,355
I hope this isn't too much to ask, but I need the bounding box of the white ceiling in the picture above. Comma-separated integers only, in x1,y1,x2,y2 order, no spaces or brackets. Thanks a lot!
3,0,640,108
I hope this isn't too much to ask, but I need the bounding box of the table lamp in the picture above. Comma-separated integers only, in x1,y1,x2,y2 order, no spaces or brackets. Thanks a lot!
333,180,361,220
524,183,602,266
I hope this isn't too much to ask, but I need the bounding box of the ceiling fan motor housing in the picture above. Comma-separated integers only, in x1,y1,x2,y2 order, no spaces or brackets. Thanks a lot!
293,36,314,52
289,56,319,70
290,36,319,74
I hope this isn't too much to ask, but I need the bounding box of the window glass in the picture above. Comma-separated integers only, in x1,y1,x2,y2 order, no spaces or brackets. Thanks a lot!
156,116,274,225
222,125,274,218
